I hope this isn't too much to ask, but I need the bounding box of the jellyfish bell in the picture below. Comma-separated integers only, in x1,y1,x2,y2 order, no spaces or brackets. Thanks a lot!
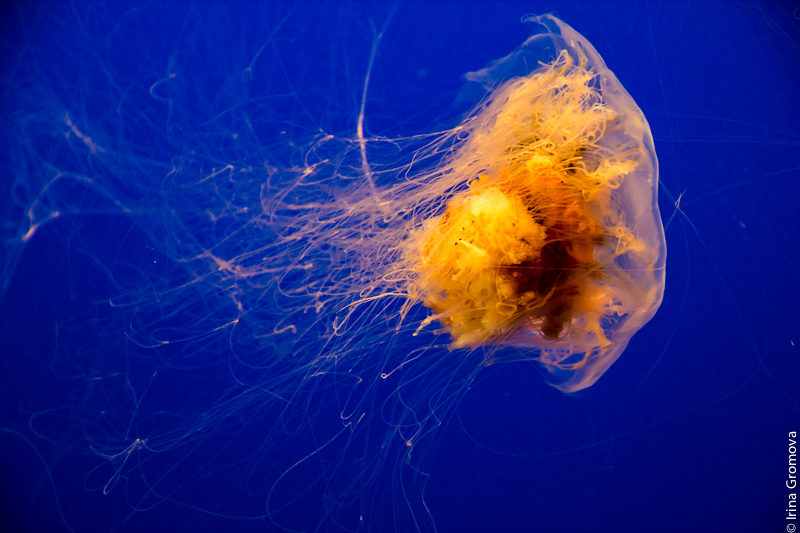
401,14,666,392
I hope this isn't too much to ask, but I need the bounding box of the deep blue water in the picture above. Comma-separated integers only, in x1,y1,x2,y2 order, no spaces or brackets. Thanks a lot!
1,1,798,532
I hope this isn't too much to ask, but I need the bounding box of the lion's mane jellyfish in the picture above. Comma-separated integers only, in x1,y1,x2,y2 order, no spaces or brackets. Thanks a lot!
399,15,666,392
2,6,667,531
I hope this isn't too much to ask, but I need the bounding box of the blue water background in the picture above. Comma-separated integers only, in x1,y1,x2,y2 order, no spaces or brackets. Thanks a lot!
1,1,798,531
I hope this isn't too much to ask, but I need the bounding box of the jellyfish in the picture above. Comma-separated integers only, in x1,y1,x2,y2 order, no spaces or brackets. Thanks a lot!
1,4,665,532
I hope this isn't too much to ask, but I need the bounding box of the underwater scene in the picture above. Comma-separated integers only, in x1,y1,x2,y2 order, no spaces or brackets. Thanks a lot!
1,1,798,531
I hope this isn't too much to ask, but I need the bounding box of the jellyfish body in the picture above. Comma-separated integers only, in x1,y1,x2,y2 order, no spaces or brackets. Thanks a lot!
403,15,666,392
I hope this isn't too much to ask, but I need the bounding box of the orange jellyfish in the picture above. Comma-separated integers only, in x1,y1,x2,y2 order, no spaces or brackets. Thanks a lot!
1,7,670,531
399,14,666,392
